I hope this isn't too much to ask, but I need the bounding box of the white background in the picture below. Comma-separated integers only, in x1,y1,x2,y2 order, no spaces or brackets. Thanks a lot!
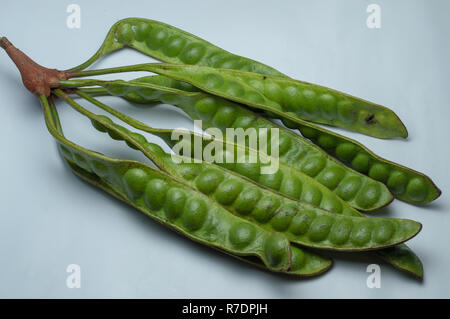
0,0,448,298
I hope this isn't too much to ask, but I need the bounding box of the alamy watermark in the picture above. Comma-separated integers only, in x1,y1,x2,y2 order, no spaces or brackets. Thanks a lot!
66,264,81,288
366,264,381,288
66,4,81,29
366,4,381,29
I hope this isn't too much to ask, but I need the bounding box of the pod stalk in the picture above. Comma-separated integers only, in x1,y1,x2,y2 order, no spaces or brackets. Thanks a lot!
0,37,69,96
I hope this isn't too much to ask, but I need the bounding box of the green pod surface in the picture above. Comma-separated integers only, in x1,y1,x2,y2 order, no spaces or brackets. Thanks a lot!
71,18,284,77
74,89,424,278
88,116,421,252
76,75,439,206
69,78,393,212
41,95,294,273
141,63,407,139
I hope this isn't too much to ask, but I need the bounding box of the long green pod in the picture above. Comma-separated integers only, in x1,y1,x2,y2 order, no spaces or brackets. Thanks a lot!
70,18,406,139
136,63,408,139
63,77,394,212
70,18,284,77
42,92,294,273
84,112,422,252
74,74,440,206
63,91,424,277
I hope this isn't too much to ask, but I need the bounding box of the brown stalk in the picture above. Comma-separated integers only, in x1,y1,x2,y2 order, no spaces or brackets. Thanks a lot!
0,37,70,96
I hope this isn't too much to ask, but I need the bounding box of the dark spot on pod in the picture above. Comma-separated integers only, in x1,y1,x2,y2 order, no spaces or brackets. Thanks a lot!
365,114,376,124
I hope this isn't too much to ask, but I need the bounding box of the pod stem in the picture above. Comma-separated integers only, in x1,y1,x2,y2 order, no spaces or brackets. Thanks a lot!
0,37,70,96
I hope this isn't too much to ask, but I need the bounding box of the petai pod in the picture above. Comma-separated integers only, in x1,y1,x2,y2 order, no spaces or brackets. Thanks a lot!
41,93,294,273
141,63,408,139
71,18,284,77
86,112,422,252
63,77,394,212
75,74,440,206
